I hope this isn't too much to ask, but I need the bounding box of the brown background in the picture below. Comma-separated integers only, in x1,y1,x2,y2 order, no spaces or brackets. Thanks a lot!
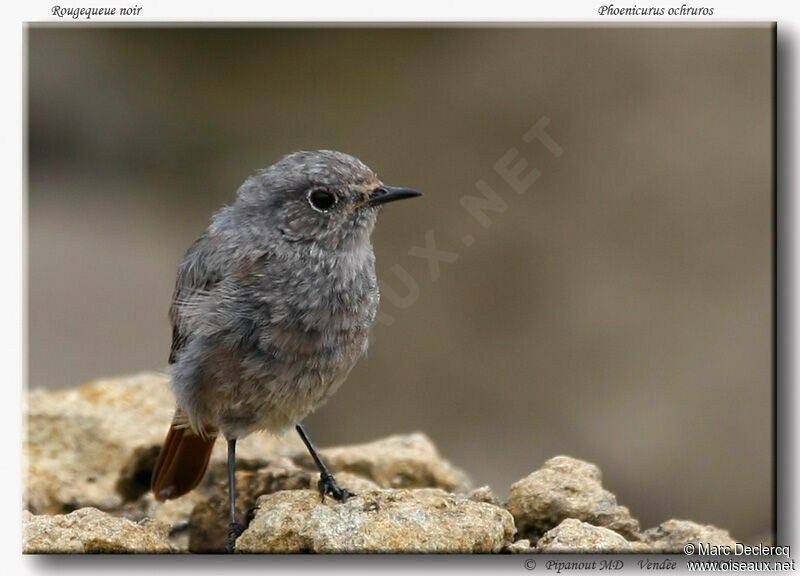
27,26,773,542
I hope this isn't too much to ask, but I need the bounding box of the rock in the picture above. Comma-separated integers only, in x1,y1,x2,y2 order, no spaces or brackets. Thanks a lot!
507,456,640,542
292,433,470,492
24,373,740,555
115,489,207,551
643,519,736,553
189,462,379,553
188,490,244,554
115,445,163,501
535,519,646,553
23,508,174,553
235,488,515,553
468,485,502,506
24,372,303,515
505,539,534,553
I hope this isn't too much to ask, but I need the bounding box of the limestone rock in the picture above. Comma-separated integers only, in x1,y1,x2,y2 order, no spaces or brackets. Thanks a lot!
235,488,515,553
507,456,640,542
116,489,206,551
115,445,162,501
505,538,534,553
24,372,302,515
643,519,736,553
23,507,174,553
468,485,502,506
535,519,646,553
292,433,470,492
24,372,740,555
189,462,378,553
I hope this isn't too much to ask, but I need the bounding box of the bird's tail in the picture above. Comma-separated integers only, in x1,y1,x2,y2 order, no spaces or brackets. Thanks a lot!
151,410,217,501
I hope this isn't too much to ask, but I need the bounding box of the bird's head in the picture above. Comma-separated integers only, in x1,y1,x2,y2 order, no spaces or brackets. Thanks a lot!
237,150,421,253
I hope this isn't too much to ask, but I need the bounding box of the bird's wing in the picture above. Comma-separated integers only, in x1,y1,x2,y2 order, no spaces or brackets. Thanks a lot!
168,234,223,365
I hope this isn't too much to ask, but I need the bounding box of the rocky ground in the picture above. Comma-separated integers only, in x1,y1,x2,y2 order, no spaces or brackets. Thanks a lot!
24,373,738,554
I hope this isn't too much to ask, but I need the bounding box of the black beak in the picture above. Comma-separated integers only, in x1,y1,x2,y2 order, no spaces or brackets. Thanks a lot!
366,185,423,207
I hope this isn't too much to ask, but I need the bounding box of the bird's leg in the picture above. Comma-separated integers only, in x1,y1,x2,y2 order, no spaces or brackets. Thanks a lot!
296,423,354,502
226,437,244,553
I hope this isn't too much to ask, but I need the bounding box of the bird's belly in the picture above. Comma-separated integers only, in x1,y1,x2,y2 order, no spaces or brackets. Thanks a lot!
217,322,370,438
211,258,379,439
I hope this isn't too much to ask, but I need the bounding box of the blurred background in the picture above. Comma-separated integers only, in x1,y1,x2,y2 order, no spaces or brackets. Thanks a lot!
27,26,773,542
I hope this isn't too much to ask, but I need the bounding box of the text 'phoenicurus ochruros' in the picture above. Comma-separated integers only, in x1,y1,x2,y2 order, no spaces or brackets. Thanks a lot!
150,150,422,551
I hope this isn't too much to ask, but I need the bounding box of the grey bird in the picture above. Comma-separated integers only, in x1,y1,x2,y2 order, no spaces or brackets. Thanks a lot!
150,150,421,550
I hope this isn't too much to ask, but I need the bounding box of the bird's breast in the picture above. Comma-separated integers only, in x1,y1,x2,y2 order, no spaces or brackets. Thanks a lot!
255,246,378,359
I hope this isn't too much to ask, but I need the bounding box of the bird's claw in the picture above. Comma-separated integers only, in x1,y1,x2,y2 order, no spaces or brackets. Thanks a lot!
318,471,355,502
227,521,245,553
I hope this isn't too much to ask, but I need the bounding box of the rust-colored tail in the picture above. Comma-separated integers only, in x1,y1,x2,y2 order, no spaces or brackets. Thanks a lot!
151,412,217,501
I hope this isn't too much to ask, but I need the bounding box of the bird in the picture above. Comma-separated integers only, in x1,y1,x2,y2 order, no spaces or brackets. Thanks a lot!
150,150,421,551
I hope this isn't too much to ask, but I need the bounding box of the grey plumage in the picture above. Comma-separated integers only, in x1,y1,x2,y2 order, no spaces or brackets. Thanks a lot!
152,150,420,550
169,150,389,440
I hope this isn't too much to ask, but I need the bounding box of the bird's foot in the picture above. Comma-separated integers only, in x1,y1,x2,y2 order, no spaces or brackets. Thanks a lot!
227,521,245,553
317,471,355,502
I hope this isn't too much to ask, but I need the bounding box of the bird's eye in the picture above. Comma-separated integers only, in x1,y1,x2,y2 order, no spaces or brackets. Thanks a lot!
307,189,337,212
